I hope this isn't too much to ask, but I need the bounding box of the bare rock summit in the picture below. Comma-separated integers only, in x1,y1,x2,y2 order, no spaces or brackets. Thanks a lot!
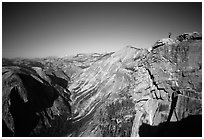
2,32,202,137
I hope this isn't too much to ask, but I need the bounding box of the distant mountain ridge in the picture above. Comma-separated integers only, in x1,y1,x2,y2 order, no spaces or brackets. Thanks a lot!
2,32,202,137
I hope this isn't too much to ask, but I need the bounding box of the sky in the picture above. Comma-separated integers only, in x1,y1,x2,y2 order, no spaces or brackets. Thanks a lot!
2,2,202,58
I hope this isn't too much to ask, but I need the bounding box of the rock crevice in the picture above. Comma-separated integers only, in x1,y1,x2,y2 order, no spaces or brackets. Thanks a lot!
2,32,202,137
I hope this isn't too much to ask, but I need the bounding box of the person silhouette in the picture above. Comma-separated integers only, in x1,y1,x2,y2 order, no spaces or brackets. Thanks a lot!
168,32,172,38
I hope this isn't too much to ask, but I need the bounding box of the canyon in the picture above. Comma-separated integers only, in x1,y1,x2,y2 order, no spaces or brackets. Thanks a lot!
2,32,202,137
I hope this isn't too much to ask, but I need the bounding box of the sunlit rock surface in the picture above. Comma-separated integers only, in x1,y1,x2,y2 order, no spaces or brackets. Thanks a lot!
2,32,202,137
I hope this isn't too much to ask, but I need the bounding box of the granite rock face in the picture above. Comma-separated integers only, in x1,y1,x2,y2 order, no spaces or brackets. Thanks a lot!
2,65,72,136
2,32,202,137
67,32,202,137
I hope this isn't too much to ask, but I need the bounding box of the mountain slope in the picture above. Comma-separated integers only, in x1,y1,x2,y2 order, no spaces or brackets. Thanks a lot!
68,32,202,137
2,32,202,137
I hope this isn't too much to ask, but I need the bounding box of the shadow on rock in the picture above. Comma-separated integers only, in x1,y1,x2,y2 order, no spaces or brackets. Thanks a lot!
47,74,68,88
139,115,202,137
2,120,14,136
4,73,59,137
9,87,40,136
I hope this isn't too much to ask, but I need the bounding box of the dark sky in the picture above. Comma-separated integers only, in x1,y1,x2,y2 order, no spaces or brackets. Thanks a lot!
2,2,202,58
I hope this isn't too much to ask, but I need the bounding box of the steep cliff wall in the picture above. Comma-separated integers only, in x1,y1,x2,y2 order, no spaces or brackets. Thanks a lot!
2,32,202,137
68,32,202,137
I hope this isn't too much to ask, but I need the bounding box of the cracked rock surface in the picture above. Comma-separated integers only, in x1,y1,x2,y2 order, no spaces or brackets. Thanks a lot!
2,32,202,136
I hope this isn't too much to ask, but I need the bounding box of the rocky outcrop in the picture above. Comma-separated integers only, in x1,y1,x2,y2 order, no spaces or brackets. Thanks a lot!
2,66,72,136
2,32,202,137
68,32,202,137
133,32,202,136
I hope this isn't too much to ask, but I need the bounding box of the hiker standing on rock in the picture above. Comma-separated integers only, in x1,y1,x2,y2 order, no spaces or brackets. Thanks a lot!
168,32,172,38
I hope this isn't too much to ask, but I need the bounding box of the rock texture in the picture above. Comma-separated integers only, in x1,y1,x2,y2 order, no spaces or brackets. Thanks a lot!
2,32,202,137
2,65,72,136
